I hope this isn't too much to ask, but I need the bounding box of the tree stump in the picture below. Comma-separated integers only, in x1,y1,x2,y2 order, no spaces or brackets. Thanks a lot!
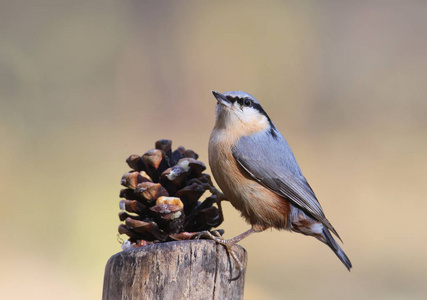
102,240,247,300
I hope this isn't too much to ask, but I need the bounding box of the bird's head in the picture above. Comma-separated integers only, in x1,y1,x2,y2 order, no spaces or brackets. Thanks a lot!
211,91,274,136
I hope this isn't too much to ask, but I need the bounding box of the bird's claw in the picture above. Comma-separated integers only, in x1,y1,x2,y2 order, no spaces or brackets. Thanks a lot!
193,230,223,241
224,245,243,281
193,230,243,281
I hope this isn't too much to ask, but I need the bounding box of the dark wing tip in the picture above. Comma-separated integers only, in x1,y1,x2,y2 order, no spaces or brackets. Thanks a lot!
326,222,343,243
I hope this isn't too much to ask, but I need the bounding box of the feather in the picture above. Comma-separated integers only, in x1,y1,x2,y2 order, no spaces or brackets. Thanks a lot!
231,131,342,241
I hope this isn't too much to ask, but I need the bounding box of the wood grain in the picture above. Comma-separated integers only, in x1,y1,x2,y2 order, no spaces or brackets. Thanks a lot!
103,240,247,300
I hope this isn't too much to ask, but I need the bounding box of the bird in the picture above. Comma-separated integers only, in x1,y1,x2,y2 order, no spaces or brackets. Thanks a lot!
202,90,352,280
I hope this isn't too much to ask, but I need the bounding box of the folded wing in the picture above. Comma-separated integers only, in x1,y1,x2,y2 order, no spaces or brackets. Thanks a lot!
231,133,341,240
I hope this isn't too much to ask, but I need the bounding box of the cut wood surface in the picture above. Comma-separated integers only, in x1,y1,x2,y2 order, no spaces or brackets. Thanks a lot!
103,240,247,300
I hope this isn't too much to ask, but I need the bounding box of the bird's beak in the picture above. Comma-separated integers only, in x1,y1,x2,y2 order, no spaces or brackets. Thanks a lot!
212,91,231,107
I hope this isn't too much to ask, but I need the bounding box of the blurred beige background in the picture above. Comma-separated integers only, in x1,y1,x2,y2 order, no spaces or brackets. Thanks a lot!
1,1,426,299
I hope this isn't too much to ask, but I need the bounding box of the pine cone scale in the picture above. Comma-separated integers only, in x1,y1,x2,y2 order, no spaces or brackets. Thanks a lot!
118,139,225,250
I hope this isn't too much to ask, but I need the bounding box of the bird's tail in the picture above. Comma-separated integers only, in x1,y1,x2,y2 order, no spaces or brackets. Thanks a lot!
320,228,352,271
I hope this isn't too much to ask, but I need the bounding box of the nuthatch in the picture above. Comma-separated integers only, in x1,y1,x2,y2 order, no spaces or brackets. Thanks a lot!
202,90,352,280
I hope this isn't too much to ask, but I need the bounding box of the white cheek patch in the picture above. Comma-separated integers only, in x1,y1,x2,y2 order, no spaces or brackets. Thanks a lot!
241,107,267,125
218,104,269,135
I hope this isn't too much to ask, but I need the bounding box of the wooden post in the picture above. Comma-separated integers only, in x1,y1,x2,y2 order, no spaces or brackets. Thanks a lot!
102,240,247,300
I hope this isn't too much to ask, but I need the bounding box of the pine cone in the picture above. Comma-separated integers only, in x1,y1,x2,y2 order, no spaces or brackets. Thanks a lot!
118,139,225,250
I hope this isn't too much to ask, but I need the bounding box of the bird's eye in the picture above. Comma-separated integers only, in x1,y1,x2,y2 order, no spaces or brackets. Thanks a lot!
243,98,251,107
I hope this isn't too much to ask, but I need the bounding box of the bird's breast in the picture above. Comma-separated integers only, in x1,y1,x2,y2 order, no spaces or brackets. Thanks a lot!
208,129,291,230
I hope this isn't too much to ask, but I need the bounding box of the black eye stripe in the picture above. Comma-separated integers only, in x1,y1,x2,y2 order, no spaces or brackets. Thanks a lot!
237,98,247,106
229,97,252,107
226,95,237,104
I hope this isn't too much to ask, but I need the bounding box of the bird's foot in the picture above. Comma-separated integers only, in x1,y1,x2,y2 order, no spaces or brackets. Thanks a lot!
194,230,243,281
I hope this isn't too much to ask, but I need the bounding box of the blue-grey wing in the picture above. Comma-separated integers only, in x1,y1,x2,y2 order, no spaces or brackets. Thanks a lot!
231,131,340,239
